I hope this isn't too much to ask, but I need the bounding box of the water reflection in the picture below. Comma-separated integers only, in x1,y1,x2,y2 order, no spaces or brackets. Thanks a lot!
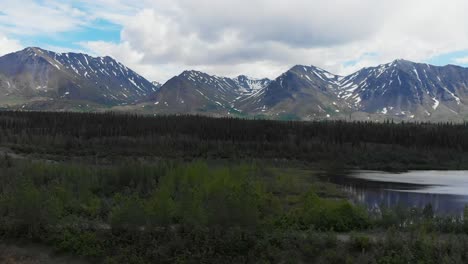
328,170,468,216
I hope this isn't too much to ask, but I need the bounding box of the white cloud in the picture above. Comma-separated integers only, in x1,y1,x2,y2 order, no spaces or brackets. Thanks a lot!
4,0,468,82
453,57,468,65
0,0,89,35
77,0,468,82
0,34,22,56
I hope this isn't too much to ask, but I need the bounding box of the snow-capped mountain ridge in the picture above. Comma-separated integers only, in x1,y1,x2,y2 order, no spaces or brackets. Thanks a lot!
179,70,271,94
0,47,158,105
149,70,272,114
336,60,468,116
154,60,468,119
1,46,468,121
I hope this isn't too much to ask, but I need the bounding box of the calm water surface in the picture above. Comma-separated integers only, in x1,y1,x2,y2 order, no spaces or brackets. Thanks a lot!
330,170,468,216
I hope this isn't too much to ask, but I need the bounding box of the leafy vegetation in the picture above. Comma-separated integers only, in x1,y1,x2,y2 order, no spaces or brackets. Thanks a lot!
1,158,468,263
1,111,468,263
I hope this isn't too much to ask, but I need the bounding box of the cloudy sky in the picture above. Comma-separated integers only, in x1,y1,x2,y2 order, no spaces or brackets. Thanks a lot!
1,0,468,82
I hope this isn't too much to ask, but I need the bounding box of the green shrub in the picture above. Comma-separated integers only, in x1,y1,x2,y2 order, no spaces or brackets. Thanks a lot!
53,229,104,258
293,190,370,231
350,233,372,252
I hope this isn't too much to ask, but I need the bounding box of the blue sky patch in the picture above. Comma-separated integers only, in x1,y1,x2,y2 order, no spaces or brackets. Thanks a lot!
16,19,121,52
427,50,468,67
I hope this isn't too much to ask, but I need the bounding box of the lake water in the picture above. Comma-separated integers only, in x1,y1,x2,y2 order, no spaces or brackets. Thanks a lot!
330,170,468,216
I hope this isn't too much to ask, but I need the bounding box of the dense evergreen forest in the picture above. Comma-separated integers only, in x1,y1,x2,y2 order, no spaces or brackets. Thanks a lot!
1,111,468,170
2,111,468,263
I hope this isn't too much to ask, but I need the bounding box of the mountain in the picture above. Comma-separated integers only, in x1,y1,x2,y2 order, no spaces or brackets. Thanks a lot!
111,61,468,121
145,70,271,115
142,65,353,120
1,47,468,122
152,81,162,89
0,47,158,108
237,61,468,121
338,60,468,119
242,65,352,120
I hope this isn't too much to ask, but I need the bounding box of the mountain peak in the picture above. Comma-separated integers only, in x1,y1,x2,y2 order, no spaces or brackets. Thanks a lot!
24,47,43,52
152,81,162,88
235,75,269,82
391,58,418,67
0,46,158,105
290,64,314,72
392,58,410,63
181,70,206,77
20,47,51,57
236,74,250,80
288,64,339,77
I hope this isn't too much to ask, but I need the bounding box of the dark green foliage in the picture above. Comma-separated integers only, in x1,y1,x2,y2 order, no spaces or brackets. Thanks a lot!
144,162,270,228
350,233,372,252
1,111,468,169
0,159,379,263
423,204,434,219
52,229,104,258
1,111,468,263
289,191,370,231
464,205,468,233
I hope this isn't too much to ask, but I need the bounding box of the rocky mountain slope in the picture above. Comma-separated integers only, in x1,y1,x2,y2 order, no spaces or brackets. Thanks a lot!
1,47,468,121
244,65,351,119
338,59,468,120
145,70,271,115
0,47,158,108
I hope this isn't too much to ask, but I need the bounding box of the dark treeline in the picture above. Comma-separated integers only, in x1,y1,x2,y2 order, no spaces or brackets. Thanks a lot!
1,111,467,148
1,111,468,169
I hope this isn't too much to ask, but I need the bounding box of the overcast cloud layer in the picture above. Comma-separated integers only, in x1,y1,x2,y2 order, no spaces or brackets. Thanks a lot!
1,0,468,82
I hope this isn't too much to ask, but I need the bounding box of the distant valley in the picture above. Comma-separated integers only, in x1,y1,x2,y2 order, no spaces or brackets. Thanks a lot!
1,47,468,122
